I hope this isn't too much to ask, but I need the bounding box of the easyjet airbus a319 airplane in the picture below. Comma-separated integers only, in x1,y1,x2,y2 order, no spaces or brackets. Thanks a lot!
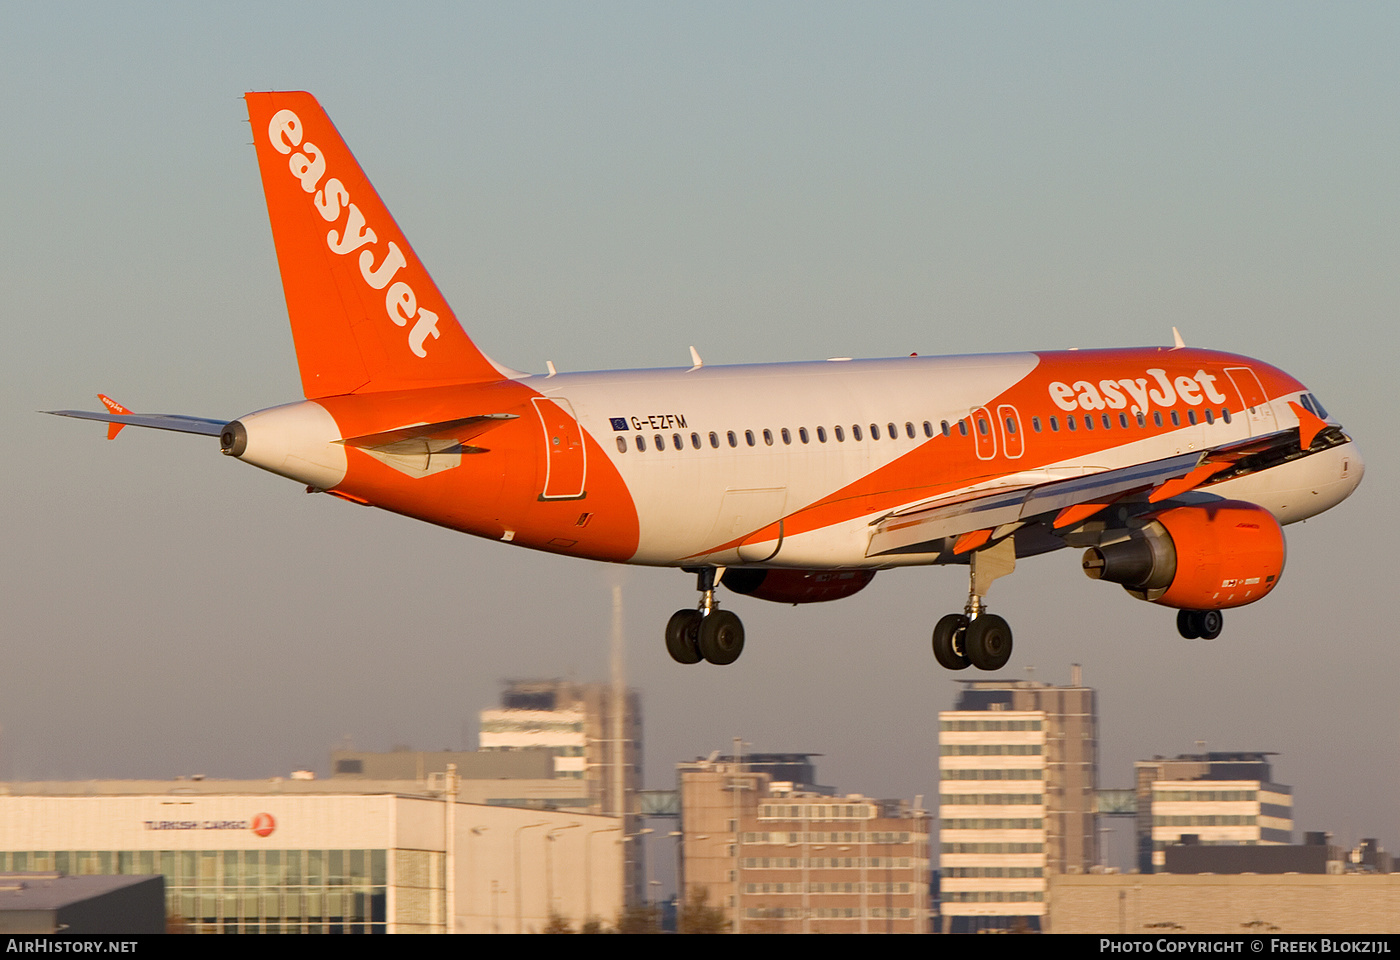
52,92,1364,671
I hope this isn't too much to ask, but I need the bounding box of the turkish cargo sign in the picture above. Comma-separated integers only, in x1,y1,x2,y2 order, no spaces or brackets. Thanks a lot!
143,813,276,837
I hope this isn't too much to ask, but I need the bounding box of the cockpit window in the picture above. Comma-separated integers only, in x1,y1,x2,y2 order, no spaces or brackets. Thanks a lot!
1308,393,1330,419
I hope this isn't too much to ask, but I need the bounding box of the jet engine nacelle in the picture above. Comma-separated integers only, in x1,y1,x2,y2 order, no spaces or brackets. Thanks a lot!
1081,500,1285,610
721,568,876,604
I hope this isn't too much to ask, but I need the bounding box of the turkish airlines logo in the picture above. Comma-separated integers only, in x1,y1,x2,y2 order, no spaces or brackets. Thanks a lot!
252,813,276,838
267,109,441,359
1047,369,1230,416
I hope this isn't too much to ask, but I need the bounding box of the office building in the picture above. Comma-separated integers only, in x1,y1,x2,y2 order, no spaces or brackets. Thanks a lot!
478,680,641,820
1134,752,1292,872
937,667,1097,933
678,752,930,933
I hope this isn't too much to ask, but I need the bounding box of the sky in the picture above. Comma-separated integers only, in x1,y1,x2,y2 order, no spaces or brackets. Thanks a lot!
2,2,1397,868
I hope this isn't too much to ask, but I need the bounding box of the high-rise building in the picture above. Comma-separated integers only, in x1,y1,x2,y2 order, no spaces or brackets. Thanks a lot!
937,667,1098,933
677,753,930,933
478,679,643,901
1133,752,1292,872
478,679,641,820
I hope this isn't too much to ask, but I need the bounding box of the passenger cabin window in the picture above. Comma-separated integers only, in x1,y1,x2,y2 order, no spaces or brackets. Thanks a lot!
728,430,738,447
1083,415,1094,430
1049,417,1059,432
887,422,897,439
691,432,701,449
1119,413,1130,428
835,426,845,442
781,428,792,445
1169,411,1180,427
923,421,933,438
817,426,827,443
710,432,720,448
655,433,665,449
1101,414,1111,429
976,418,988,436
616,437,627,453
636,435,647,451
1152,412,1162,427
763,428,774,446
745,430,756,447
1065,417,1074,432
673,433,683,450
1222,409,1232,423
1187,410,1197,426
799,427,809,444
1032,417,1042,433
1204,410,1214,424
853,425,864,441
957,420,968,437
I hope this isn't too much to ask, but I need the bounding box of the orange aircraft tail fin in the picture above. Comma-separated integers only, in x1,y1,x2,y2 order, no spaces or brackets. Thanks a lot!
244,91,515,398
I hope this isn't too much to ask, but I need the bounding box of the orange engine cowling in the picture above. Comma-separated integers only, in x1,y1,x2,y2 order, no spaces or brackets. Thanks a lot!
1081,500,1286,610
721,568,876,604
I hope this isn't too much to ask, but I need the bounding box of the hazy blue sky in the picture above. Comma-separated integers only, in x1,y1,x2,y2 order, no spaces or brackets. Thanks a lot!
2,2,1396,865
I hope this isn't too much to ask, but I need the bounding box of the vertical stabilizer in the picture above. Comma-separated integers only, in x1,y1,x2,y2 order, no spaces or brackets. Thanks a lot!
245,91,509,398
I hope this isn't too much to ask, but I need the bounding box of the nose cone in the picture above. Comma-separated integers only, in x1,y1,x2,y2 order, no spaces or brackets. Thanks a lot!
224,401,347,489
1343,441,1365,497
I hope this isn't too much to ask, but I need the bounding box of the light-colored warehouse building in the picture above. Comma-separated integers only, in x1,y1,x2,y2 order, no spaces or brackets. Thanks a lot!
1049,873,1400,935
0,777,624,934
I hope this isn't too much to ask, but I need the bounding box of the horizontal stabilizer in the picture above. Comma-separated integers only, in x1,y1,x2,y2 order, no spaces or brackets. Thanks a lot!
334,413,518,479
45,409,227,437
335,414,518,452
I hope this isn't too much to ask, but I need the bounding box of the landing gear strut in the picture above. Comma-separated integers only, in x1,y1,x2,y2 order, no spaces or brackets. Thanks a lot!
1176,609,1223,640
666,567,746,665
931,538,1015,672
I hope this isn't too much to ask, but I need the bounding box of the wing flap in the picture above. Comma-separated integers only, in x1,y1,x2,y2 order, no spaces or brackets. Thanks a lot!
866,452,1203,557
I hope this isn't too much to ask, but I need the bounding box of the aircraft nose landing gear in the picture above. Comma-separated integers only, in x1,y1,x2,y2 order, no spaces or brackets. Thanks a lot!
1176,608,1223,640
931,538,1015,672
667,567,746,665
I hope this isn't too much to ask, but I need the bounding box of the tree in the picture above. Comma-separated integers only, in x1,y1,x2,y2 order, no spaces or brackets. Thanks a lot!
616,902,661,934
542,913,575,934
678,886,729,934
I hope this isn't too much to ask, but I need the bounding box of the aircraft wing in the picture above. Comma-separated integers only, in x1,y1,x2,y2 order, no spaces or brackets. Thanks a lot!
45,409,227,437
866,425,1318,558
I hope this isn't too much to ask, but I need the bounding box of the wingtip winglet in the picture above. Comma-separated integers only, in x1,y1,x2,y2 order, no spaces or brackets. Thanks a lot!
97,394,130,440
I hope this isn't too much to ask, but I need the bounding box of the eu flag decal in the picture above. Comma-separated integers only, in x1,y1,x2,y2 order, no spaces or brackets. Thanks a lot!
609,417,628,431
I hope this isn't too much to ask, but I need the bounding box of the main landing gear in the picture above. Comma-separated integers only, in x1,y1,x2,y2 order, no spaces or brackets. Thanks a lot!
666,567,745,665
1176,609,1223,640
932,538,1015,672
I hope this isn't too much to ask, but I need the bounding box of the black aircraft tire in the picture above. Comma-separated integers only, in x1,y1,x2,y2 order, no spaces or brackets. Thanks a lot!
966,614,1013,672
698,610,745,665
932,614,972,670
1197,609,1223,641
1176,609,1201,640
665,609,704,664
